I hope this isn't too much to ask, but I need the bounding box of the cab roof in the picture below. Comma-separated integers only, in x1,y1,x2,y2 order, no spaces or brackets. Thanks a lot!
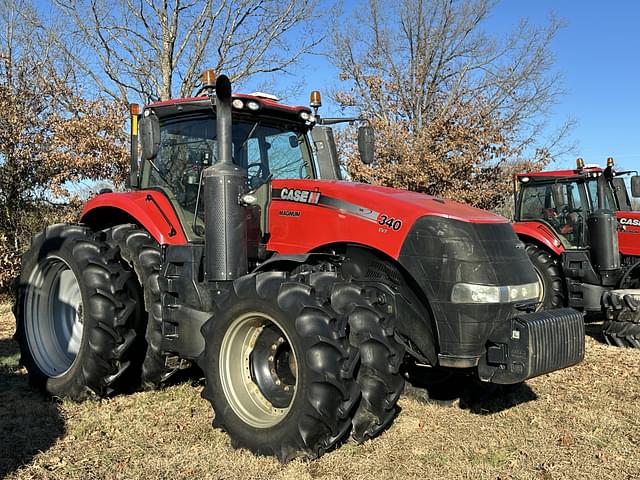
516,166,604,180
146,93,311,120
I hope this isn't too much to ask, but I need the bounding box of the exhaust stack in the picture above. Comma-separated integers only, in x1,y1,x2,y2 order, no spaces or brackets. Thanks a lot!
203,75,248,281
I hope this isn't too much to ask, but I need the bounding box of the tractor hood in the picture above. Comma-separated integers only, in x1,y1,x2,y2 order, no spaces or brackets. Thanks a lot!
267,179,508,259
272,179,505,223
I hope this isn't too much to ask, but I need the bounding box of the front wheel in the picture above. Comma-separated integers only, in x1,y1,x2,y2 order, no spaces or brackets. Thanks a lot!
198,270,359,462
525,243,565,310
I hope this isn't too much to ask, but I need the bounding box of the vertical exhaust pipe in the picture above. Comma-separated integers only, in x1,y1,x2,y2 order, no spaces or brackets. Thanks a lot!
597,174,606,210
203,75,248,281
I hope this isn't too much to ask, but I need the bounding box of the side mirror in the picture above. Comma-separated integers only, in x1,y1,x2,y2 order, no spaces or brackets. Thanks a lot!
357,125,375,165
139,110,160,160
632,175,640,198
551,183,565,208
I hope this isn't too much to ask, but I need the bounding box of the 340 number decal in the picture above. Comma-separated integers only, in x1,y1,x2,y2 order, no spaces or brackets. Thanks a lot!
378,214,403,231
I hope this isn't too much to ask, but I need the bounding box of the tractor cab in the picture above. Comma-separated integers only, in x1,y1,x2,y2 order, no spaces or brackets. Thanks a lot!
131,70,373,243
129,70,373,243
515,158,640,250
137,94,317,241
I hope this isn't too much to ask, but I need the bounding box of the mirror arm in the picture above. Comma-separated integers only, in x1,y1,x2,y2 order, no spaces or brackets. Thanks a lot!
317,116,369,126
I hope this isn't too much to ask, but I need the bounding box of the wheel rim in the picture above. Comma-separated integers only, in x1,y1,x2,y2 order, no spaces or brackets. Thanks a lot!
219,312,298,428
534,266,545,311
24,256,84,377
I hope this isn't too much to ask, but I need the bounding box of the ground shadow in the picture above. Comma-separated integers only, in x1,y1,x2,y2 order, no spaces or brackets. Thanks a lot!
583,313,609,345
402,365,538,415
0,337,65,478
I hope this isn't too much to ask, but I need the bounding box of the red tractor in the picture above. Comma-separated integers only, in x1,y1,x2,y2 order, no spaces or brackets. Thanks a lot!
513,158,640,347
14,72,584,461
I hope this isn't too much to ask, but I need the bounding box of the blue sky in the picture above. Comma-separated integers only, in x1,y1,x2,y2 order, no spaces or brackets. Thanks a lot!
262,0,640,172
487,1,640,172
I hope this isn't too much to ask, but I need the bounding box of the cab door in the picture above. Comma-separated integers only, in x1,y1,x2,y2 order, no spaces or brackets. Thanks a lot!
518,180,589,248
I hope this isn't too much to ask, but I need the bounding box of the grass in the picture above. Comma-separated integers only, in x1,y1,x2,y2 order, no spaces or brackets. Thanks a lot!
1,303,639,479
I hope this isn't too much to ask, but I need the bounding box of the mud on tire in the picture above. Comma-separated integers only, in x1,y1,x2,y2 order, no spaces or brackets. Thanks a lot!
198,269,359,462
13,224,138,400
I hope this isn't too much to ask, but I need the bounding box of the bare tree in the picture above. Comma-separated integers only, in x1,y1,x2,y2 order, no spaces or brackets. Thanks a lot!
47,0,324,103
333,0,573,210
0,1,127,253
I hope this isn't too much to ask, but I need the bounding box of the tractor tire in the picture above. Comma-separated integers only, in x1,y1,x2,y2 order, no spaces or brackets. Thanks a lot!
330,281,405,443
198,269,359,462
602,290,640,348
108,225,179,389
13,224,138,400
525,243,565,310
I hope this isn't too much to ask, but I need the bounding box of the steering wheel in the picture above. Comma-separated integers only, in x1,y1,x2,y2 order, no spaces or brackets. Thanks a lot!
247,162,268,189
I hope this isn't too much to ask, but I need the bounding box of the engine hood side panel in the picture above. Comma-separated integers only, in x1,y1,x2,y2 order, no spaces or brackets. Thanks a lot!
266,179,508,258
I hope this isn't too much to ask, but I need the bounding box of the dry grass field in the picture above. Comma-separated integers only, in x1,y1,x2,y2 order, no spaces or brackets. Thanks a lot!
1,302,639,480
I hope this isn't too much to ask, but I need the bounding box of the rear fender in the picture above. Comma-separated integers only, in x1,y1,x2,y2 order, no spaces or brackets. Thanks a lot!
81,190,187,245
513,221,565,256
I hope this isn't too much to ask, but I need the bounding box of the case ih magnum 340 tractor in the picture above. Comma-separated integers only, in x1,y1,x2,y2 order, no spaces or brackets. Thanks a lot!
14,72,584,461
513,158,640,347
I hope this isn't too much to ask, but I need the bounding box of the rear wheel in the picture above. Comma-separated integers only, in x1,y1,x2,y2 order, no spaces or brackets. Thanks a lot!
13,224,137,400
108,225,179,390
525,243,565,310
198,269,359,462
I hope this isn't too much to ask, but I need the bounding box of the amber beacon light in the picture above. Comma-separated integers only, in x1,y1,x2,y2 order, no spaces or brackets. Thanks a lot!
200,69,216,89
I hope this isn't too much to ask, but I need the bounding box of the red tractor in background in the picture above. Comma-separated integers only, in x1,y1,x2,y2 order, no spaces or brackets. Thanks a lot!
513,158,640,347
14,72,584,462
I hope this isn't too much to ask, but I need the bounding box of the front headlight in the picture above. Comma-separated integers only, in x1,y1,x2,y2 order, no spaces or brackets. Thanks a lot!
451,281,540,304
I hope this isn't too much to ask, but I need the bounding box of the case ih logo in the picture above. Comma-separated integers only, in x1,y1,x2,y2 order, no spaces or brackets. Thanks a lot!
620,218,640,227
280,188,320,204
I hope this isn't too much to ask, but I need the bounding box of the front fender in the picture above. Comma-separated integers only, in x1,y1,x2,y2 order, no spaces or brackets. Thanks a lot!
81,190,187,244
512,221,565,256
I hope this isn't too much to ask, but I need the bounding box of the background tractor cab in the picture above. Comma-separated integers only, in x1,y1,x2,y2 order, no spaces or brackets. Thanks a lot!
513,157,640,347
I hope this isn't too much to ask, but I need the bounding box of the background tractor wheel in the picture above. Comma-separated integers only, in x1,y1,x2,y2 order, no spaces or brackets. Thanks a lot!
330,281,405,443
13,224,138,400
602,290,640,348
198,268,359,462
108,224,179,390
525,243,565,310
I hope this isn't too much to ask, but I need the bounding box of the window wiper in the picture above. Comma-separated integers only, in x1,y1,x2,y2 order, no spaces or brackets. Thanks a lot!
235,122,260,157
147,159,174,189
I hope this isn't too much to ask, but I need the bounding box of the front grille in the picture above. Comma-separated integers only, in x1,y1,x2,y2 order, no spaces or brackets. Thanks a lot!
516,308,585,378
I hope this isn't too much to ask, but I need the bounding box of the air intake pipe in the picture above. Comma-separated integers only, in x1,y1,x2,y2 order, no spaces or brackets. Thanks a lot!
203,75,248,281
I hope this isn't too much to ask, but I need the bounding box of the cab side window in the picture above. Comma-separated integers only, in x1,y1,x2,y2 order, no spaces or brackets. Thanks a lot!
147,116,215,224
